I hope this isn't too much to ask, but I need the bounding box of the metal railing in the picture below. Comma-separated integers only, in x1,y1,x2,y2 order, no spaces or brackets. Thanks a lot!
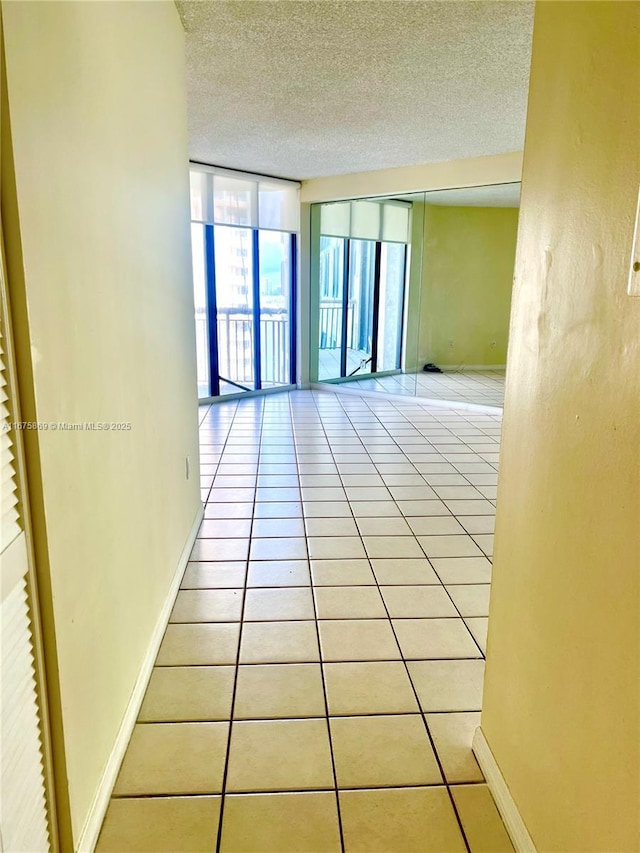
195,306,290,390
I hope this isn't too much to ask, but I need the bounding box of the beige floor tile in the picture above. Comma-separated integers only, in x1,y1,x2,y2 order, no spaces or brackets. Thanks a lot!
362,536,425,559
220,792,341,853
170,589,243,623
408,660,485,711
472,533,494,555
249,537,308,560
431,557,492,584
311,559,377,586
181,562,246,589
451,784,515,852
97,796,221,852
315,586,386,619
396,499,451,516
355,517,413,536
157,623,240,666
301,486,347,501
330,714,442,788
198,519,252,538
205,502,253,519
251,517,306,538
371,558,440,585
465,617,489,654
240,620,320,663
247,560,310,587
226,719,334,792
418,535,484,559
234,663,326,719
446,584,491,617
349,500,400,517
393,618,481,659
381,586,458,618
303,501,353,517
318,619,400,661
323,661,419,715
139,666,234,722
345,486,392,501
425,712,483,783
190,539,250,561
308,536,367,559
339,787,467,852
305,516,359,537
113,723,228,796
460,516,495,535
244,587,315,621
407,516,466,536
253,501,303,518
444,499,496,516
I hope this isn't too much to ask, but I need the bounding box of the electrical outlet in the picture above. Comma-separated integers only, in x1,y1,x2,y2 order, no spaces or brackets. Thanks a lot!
448,339,454,348
185,456,190,480
490,340,497,348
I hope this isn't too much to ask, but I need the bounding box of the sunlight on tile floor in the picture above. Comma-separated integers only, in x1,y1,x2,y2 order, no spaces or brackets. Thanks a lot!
333,370,506,408
97,389,513,852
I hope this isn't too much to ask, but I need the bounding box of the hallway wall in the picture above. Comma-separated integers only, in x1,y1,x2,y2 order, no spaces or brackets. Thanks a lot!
1,1,201,844
482,2,640,851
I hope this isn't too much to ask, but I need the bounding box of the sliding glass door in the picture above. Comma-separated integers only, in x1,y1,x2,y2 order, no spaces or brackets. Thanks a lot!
316,199,409,382
190,167,299,399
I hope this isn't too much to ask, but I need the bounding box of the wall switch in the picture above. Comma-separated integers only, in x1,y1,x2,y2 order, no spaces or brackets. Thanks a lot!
628,185,640,296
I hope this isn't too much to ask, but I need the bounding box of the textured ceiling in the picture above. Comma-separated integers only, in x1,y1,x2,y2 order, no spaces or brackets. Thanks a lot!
176,1,534,181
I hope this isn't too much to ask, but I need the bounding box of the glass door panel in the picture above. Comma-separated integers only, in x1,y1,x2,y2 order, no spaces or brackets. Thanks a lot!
259,231,291,387
318,236,346,380
346,240,375,377
377,242,407,371
191,223,210,397
214,225,255,393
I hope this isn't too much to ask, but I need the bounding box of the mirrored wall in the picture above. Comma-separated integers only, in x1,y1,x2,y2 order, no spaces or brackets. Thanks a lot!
309,183,520,409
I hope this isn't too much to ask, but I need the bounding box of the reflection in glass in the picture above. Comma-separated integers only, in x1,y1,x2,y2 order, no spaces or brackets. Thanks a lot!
318,236,345,381
259,231,291,387
377,242,407,372
346,240,376,377
214,225,254,394
191,223,209,398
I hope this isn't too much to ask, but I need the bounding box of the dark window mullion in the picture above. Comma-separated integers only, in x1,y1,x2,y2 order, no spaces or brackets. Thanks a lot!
205,224,220,397
340,238,350,378
251,229,262,390
289,233,297,385
370,241,382,374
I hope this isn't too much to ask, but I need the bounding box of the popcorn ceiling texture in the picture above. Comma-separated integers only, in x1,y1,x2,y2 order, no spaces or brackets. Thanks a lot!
176,0,534,181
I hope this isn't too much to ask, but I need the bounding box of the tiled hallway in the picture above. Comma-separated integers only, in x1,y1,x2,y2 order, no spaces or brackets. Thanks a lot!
97,390,513,852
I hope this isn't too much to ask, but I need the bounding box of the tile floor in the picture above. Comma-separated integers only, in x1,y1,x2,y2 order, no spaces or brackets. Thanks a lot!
97,389,513,852
331,370,506,408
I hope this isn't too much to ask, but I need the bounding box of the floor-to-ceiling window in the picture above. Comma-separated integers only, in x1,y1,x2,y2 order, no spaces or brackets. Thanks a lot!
190,166,299,399
316,199,410,382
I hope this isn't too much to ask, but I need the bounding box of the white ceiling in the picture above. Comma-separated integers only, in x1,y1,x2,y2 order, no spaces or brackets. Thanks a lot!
176,1,534,181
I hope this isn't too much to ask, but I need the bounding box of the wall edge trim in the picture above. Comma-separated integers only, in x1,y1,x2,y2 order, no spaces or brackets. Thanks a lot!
75,502,204,853
472,726,537,853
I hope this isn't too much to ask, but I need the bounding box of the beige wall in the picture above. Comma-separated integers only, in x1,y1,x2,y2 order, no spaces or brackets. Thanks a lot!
300,151,523,203
1,1,201,845
418,205,518,367
482,3,640,851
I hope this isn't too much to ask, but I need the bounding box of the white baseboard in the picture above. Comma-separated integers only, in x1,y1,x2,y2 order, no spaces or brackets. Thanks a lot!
76,503,204,853
472,727,537,853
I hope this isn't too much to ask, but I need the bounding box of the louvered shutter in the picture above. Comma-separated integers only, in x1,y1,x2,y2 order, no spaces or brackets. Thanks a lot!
1,296,50,850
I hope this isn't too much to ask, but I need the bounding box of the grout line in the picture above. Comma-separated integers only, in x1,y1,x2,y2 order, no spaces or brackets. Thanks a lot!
292,393,346,853
214,399,265,853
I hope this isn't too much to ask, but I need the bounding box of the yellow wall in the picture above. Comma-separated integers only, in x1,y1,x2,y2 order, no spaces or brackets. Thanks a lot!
418,205,518,367
1,1,201,845
482,3,640,851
